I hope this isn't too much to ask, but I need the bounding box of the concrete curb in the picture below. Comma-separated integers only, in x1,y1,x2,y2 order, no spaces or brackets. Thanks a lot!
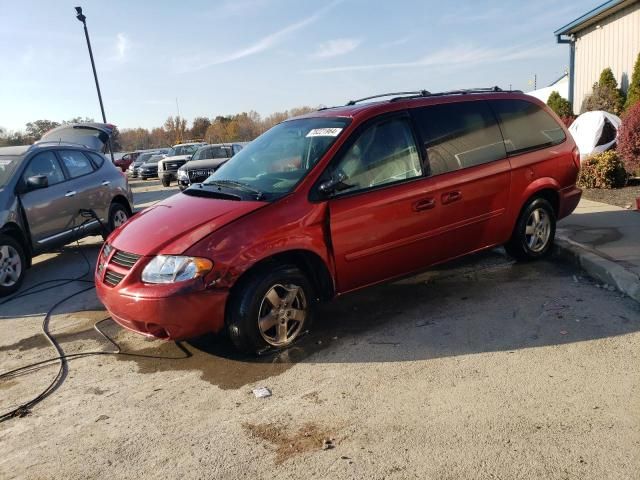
555,234,640,303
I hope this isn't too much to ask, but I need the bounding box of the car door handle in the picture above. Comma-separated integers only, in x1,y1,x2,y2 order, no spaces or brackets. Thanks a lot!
441,191,462,205
413,198,436,211
101,180,111,186
65,191,76,197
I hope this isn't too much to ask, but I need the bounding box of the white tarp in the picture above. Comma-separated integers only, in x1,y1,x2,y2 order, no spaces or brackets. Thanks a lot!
526,75,569,103
568,111,621,162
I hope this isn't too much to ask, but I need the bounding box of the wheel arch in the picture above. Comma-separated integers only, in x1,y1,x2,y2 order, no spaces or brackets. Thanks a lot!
519,179,560,218
111,195,133,215
1,222,32,267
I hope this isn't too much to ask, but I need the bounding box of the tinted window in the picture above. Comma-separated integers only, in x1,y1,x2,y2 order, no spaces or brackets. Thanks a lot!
23,151,66,185
490,99,565,154
332,116,421,193
412,101,506,176
58,150,94,178
87,152,105,168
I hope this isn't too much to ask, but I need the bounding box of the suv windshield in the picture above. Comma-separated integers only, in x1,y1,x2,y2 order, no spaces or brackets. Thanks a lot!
0,157,20,188
204,117,349,199
192,145,232,161
173,144,202,156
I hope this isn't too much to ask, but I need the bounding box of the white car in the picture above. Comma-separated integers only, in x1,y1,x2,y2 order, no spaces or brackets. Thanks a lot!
157,142,207,187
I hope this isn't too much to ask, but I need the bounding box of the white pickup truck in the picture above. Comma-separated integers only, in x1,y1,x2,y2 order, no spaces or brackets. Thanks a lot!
157,142,207,187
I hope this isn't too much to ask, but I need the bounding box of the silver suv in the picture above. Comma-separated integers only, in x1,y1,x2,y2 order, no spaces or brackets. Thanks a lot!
0,123,133,296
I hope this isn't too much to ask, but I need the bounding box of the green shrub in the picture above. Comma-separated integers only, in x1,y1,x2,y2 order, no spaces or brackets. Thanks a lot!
580,68,625,114
624,52,640,110
577,150,628,189
547,91,573,117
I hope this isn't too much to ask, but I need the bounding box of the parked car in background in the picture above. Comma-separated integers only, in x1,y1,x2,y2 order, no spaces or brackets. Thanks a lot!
158,142,207,187
138,154,167,180
114,151,140,172
128,151,163,178
96,89,581,354
0,123,133,296
177,143,247,190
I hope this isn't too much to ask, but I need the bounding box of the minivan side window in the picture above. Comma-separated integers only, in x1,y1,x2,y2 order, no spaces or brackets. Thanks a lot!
411,101,506,176
489,99,566,155
333,116,421,193
58,150,95,178
23,151,66,186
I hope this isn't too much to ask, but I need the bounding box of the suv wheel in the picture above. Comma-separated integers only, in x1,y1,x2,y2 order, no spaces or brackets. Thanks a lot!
108,202,130,233
226,265,313,354
505,197,556,261
161,176,171,187
0,234,26,297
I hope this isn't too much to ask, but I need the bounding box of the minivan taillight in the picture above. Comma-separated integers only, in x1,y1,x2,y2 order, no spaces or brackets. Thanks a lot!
572,146,580,169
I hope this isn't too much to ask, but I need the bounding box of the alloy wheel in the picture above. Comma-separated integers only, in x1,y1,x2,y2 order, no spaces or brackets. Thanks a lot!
525,208,551,253
257,283,307,347
0,245,22,287
113,210,129,228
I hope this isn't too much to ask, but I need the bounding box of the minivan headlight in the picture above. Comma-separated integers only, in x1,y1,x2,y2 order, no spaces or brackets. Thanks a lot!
141,255,213,284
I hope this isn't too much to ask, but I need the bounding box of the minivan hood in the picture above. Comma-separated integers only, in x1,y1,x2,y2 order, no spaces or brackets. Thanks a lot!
107,192,266,255
38,123,114,152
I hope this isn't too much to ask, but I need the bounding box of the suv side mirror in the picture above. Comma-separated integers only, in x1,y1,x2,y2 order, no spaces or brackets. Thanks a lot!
318,170,348,196
26,175,48,190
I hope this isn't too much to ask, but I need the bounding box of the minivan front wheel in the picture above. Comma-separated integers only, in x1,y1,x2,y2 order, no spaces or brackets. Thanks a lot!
226,265,313,354
0,234,26,297
505,197,556,261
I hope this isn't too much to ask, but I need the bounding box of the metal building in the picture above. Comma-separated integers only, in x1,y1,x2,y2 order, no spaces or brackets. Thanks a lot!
555,0,640,114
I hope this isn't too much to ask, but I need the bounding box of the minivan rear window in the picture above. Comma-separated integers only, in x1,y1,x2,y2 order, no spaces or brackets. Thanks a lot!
411,100,506,176
490,99,565,155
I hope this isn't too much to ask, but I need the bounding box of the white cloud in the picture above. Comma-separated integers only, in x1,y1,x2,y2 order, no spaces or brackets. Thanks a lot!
115,33,129,61
380,36,411,48
312,38,361,58
178,0,342,72
304,43,551,74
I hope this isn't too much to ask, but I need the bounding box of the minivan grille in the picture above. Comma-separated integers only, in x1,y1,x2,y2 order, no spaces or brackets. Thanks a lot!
111,250,141,269
104,270,124,287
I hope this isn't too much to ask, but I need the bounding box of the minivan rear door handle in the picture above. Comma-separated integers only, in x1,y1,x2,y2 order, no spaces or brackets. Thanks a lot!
441,191,462,205
413,198,436,211
65,191,76,197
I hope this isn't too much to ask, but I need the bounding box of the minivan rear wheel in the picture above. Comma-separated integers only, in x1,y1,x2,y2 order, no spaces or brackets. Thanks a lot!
226,265,314,354
0,234,26,297
505,197,556,261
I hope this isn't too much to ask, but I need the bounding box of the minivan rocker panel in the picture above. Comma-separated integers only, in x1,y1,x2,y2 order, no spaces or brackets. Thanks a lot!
96,90,582,353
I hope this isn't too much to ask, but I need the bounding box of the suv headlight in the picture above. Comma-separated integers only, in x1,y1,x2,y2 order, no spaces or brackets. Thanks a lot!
177,168,188,180
141,255,213,284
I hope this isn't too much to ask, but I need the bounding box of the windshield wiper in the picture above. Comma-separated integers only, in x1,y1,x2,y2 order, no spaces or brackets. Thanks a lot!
183,183,241,200
204,180,265,200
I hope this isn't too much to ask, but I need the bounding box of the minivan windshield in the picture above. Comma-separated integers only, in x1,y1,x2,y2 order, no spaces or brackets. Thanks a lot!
204,117,349,199
0,157,20,188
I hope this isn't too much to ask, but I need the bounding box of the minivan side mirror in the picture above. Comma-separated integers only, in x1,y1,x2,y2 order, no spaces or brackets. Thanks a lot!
26,175,48,190
318,170,349,196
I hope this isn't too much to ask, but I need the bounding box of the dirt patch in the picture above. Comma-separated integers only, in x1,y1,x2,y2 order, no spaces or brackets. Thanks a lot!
0,379,18,390
301,391,326,405
582,180,640,209
243,421,336,464
0,328,99,354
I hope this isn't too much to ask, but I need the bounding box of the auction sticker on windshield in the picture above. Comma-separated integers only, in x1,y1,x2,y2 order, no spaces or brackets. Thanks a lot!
306,128,343,137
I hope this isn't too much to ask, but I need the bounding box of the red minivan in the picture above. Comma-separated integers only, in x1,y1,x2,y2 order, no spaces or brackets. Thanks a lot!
96,89,581,354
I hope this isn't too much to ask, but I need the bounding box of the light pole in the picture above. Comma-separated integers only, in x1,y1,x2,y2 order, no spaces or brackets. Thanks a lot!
75,6,114,160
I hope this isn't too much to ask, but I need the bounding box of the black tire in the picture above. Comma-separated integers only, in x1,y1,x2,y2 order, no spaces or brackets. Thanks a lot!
0,234,26,297
161,176,171,187
107,202,130,234
226,264,314,355
505,197,556,261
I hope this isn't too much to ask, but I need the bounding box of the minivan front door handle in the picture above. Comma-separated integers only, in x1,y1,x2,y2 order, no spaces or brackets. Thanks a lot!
101,180,111,186
441,191,462,205
65,191,77,197
413,198,436,211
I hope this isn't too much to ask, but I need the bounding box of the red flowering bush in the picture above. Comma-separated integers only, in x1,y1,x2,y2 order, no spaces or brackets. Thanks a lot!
617,102,640,176
578,151,627,189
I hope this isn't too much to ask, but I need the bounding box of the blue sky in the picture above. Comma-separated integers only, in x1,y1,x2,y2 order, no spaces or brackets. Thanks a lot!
0,0,597,132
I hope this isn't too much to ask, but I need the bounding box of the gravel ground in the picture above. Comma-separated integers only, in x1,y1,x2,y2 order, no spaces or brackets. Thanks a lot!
0,180,639,479
581,179,640,209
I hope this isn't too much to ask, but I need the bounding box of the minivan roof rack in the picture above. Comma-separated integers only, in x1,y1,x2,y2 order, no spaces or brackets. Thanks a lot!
343,86,522,106
345,90,431,106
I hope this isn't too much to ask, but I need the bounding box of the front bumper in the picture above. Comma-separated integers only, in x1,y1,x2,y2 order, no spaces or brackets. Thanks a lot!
95,256,228,340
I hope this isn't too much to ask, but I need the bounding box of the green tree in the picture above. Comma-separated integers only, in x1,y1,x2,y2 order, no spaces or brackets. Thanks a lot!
625,52,640,110
581,68,625,114
547,91,572,118
25,120,60,140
